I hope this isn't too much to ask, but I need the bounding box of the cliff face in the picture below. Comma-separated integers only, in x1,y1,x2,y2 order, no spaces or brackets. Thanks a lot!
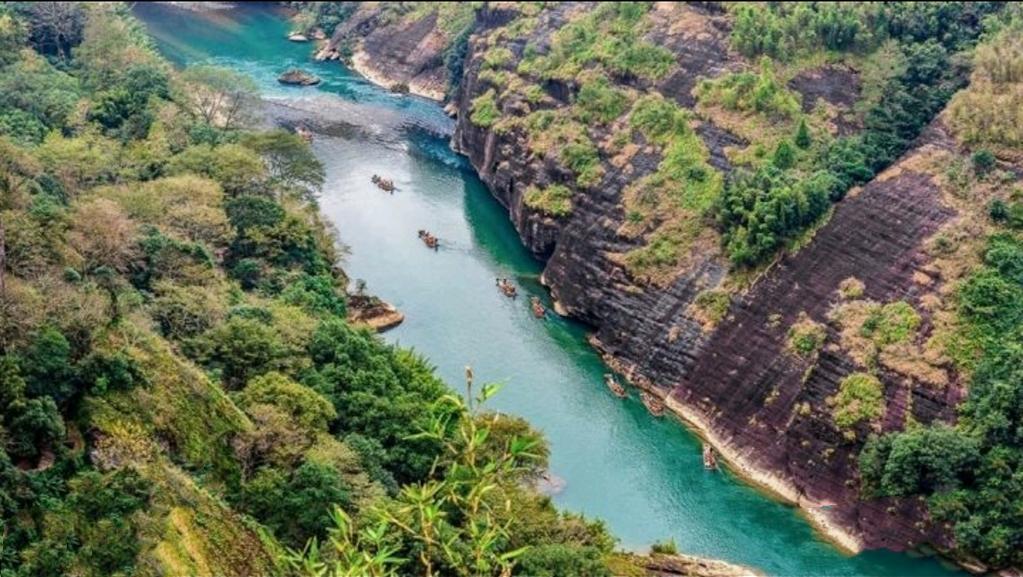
672,125,963,552
318,5,460,100
449,1,973,555
453,3,733,384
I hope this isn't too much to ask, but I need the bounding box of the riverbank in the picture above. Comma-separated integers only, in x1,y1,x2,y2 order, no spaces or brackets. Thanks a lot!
350,50,445,101
662,395,864,555
614,552,761,577
589,333,864,555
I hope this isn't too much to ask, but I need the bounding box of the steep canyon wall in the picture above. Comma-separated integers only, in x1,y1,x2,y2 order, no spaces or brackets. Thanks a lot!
332,1,985,556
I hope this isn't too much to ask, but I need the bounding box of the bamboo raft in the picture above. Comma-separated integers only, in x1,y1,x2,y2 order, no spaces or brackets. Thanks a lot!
417,230,439,250
371,174,396,192
640,391,665,417
604,373,627,399
530,296,546,319
496,278,517,298
703,443,718,470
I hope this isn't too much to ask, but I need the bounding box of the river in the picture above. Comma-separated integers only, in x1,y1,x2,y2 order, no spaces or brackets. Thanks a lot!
134,4,961,576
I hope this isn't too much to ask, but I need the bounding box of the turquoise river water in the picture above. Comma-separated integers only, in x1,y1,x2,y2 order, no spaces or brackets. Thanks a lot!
135,4,963,576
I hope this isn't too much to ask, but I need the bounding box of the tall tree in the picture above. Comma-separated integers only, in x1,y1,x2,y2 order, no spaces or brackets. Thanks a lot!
0,139,40,303
177,64,258,132
241,131,325,202
15,2,84,62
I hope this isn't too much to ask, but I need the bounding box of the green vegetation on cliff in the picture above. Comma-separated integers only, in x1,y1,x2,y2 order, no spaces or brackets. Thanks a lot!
716,2,999,267
860,229,1023,568
463,1,1004,279
857,18,1023,569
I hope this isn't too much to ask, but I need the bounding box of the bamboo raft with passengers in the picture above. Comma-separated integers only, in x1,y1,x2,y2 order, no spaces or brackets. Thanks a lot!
496,278,517,298
604,373,627,399
640,391,666,417
703,443,718,470
417,230,438,250
371,174,396,192
530,296,546,319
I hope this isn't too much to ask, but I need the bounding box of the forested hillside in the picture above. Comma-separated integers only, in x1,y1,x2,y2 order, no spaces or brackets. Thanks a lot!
0,3,682,576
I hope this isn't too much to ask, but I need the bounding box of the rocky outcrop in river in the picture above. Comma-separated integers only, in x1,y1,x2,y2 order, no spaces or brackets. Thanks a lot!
278,68,321,85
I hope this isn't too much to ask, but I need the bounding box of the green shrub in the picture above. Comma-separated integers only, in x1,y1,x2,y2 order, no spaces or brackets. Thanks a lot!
524,184,574,217
693,290,731,326
787,313,826,357
860,301,920,346
523,83,545,103
794,118,812,148
237,462,350,548
17,469,151,577
236,371,336,432
772,139,796,169
629,94,689,144
561,136,602,188
600,39,674,81
623,234,679,276
470,89,500,127
516,2,672,82
575,74,629,124
482,46,514,69
831,372,884,430
650,538,678,555
517,544,610,577
971,149,996,175
839,277,866,299
188,317,283,389
859,426,979,498
697,58,801,119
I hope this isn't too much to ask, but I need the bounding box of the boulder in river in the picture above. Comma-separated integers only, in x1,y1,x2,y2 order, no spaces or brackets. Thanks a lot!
277,68,320,86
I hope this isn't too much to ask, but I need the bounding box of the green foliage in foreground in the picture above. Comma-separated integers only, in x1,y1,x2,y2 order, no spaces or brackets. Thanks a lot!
283,385,613,577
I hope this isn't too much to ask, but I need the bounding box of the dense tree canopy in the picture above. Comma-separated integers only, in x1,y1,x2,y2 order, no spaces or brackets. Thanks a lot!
0,4,635,576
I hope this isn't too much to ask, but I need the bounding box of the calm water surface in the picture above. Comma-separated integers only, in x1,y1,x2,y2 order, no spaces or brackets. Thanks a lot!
135,5,962,576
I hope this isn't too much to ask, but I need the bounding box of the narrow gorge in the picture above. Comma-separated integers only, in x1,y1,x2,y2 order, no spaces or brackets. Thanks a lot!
1,2,1019,576
320,2,1023,573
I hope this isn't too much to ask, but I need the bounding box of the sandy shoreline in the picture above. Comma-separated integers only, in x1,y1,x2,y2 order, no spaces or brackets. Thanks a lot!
662,395,865,554
350,50,445,102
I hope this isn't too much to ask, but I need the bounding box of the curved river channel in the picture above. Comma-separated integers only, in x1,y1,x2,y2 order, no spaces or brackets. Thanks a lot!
136,5,961,576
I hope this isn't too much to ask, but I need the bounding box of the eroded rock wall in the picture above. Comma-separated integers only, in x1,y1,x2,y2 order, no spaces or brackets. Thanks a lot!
450,1,967,553
321,6,449,99
453,3,732,389
673,125,963,551
333,0,973,552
